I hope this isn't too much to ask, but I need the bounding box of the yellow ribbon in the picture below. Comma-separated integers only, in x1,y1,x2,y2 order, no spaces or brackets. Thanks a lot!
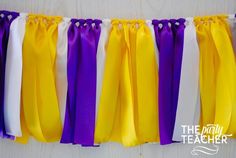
195,16,217,128
195,15,236,136
135,22,159,143
94,21,123,143
95,19,159,146
16,14,62,143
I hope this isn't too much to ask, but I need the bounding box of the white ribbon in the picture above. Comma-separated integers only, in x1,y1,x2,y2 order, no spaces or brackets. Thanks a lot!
172,18,200,141
56,17,70,124
146,20,159,69
4,13,27,137
228,15,236,54
95,19,111,122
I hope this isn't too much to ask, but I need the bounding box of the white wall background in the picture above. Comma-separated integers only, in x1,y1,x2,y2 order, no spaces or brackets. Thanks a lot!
0,0,236,158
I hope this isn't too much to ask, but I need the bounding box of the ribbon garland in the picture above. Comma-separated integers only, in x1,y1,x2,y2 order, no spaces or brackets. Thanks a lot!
0,10,236,147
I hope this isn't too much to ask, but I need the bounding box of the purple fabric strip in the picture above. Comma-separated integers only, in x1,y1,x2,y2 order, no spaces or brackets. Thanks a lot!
0,10,18,139
61,19,101,146
152,19,185,145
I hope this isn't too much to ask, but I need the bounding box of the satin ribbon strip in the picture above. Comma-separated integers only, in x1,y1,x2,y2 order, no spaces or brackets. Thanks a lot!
19,14,63,142
56,17,71,125
106,19,139,146
195,15,236,136
94,20,123,144
214,16,236,137
95,20,159,146
61,19,101,146
135,21,159,143
0,10,19,139
227,15,236,137
172,18,200,141
152,18,185,145
195,16,217,129
96,19,111,122
147,20,159,69
4,13,27,137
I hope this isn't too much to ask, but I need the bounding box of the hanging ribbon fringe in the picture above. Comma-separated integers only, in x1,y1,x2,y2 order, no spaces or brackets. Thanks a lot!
0,10,236,147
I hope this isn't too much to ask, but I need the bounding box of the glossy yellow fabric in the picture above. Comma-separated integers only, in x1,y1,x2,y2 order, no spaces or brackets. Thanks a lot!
95,20,159,146
94,22,123,143
195,16,236,136
195,17,217,128
219,17,236,138
109,22,138,146
16,14,62,142
135,22,159,143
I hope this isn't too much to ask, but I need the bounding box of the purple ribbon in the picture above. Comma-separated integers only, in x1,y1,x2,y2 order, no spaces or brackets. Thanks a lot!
152,19,185,145
61,19,101,146
0,10,18,139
